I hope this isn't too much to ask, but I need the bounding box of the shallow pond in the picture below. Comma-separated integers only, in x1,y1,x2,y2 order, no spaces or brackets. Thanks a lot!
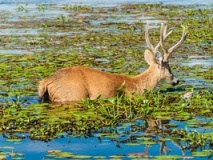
1,116,213,159
0,1,212,160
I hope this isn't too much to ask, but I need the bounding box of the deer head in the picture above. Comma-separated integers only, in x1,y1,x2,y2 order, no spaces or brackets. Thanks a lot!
144,23,187,86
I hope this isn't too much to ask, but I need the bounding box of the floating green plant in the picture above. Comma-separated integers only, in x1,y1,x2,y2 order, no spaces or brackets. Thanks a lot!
0,2,212,159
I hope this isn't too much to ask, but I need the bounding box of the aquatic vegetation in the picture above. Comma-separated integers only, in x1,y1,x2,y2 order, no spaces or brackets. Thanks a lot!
16,3,29,12
0,2,212,159
0,90,213,138
0,89,213,159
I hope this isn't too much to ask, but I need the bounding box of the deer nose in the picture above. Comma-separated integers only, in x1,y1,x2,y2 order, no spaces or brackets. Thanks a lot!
172,79,179,86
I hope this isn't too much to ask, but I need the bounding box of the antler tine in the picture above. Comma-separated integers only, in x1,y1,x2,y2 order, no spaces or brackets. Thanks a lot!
145,23,155,52
167,25,187,54
156,23,173,52
162,24,187,61
160,23,168,54
145,23,173,59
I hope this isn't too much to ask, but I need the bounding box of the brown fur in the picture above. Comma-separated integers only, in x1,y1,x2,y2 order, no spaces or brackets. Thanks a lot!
38,49,178,103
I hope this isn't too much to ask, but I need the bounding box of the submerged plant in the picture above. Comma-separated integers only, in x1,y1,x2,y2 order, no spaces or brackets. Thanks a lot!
16,3,29,12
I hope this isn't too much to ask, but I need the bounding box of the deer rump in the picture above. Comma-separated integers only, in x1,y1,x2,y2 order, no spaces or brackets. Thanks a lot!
38,66,135,103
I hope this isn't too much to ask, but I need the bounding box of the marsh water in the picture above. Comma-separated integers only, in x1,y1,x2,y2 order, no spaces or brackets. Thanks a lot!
0,0,212,160
1,118,213,160
0,0,212,5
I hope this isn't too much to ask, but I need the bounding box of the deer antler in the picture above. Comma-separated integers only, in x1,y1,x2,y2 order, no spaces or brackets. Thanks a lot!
160,23,187,62
145,23,173,57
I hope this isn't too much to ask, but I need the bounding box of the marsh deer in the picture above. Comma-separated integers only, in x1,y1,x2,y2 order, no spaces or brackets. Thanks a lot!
38,23,187,103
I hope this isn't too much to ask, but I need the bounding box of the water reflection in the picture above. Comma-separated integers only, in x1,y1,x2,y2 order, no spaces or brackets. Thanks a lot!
1,116,212,159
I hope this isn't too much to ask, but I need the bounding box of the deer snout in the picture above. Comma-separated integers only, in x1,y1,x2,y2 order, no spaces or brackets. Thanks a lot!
172,77,179,86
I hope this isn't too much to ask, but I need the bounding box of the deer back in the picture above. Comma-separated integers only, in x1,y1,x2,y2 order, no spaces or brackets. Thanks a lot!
39,66,137,102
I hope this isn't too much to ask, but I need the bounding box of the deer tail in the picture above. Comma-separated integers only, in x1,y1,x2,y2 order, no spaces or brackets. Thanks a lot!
38,76,54,102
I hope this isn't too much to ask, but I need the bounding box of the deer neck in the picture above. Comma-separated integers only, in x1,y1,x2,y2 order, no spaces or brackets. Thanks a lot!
133,63,161,93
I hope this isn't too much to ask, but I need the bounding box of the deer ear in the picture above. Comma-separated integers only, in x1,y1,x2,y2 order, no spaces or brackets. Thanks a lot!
144,49,155,65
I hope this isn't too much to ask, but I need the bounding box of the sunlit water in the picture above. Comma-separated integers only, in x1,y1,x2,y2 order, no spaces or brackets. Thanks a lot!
0,1,212,160
1,117,213,159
